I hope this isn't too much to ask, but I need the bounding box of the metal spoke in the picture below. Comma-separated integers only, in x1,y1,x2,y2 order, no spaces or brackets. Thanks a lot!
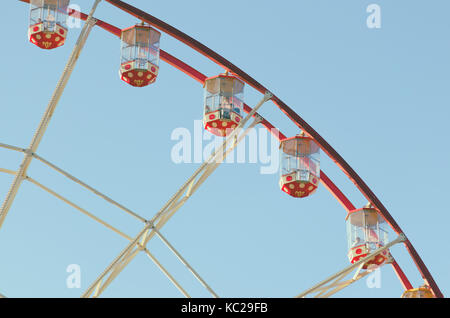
27,176,133,241
32,153,147,223
153,227,218,298
143,248,191,298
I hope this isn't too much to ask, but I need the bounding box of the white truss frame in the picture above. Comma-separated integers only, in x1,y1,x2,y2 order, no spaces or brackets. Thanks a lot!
0,0,102,230
296,234,406,298
0,69,271,298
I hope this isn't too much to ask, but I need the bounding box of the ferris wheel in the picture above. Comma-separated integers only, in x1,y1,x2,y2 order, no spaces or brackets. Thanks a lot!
0,0,443,298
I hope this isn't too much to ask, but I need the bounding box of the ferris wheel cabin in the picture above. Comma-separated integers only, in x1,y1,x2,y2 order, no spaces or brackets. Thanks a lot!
28,0,69,49
402,286,435,298
119,24,161,87
346,206,390,269
203,74,244,137
279,134,320,198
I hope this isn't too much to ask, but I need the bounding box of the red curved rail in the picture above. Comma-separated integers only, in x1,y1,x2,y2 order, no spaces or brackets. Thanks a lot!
18,0,440,297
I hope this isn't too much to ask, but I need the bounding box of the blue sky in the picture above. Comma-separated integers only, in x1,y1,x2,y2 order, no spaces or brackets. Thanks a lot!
0,0,449,298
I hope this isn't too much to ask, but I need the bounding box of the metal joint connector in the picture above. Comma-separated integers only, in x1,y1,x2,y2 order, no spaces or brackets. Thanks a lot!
88,18,98,26
398,233,407,242
24,148,33,156
254,113,264,123
136,244,145,251
263,91,273,102
145,220,155,229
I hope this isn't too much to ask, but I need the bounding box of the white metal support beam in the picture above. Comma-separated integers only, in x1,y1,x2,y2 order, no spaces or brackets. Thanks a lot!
0,143,26,153
319,270,371,298
152,227,219,298
0,0,102,231
26,176,133,241
143,248,191,298
0,143,147,223
82,225,151,298
0,167,135,242
94,246,141,297
296,234,406,298
0,169,16,176
32,153,147,223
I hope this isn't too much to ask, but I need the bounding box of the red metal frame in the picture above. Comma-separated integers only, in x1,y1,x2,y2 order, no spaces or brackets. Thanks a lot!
391,259,414,291
18,0,442,298
319,171,355,213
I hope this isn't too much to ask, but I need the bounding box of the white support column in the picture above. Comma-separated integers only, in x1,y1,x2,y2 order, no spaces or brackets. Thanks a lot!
152,227,219,298
143,248,191,298
94,247,141,297
0,0,102,231
82,224,152,298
